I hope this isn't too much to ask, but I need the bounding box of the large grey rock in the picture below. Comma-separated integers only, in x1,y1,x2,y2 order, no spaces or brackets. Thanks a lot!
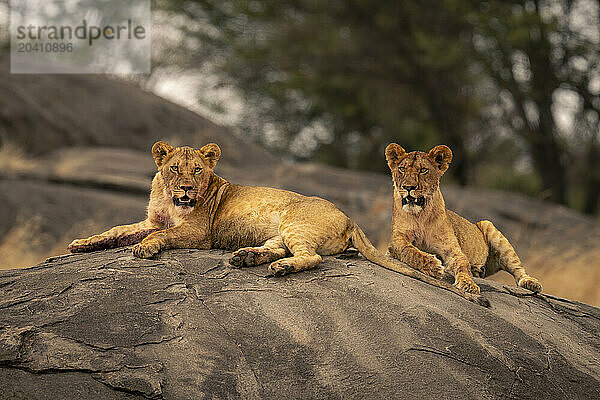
1,248,599,399
0,52,276,169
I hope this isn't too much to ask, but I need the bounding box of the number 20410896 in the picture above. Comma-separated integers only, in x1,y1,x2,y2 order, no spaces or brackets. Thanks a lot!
18,42,73,52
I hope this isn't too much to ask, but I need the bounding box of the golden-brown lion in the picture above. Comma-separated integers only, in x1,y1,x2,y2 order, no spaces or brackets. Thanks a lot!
385,143,542,295
68,141,489,305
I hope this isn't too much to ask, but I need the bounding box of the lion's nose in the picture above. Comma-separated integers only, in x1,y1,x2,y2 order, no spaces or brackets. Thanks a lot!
402,185,417,191
180,185,194,192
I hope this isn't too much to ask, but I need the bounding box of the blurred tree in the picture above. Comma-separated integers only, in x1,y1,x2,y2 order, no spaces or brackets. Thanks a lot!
471,0,600,209
160,0,488,184
155,0,600,213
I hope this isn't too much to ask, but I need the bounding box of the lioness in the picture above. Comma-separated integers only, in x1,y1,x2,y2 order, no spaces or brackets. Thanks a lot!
68,141,488,305
385,143,542,295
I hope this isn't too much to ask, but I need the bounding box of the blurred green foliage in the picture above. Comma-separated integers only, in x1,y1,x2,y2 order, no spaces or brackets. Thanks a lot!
156,0,600,214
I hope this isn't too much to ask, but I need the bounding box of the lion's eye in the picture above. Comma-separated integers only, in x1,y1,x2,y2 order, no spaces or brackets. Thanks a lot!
399,167,406,173
170,165,179,173
419,168,428,174
194,167,202,174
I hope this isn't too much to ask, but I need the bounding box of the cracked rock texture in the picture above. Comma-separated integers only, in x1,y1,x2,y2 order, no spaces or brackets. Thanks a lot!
1,248,599,399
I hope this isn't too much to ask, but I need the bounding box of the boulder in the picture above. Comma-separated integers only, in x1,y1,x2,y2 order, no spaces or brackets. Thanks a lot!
0,52,276,169
1,248,599,399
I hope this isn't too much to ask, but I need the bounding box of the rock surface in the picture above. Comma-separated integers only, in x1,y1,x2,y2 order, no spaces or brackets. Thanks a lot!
1,248,599,399
0,53,275,168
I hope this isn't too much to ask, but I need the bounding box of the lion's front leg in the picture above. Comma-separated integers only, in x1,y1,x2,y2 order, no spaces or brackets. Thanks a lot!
68,219,157,253
132,223,210,259
440,248,480,295
388,237,443,279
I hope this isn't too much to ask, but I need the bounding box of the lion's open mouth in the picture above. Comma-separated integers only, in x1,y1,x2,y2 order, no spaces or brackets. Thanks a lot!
402,195,425,207
173,195,197,207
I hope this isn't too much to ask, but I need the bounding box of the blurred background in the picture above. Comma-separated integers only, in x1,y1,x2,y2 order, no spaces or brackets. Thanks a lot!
0,0,599,305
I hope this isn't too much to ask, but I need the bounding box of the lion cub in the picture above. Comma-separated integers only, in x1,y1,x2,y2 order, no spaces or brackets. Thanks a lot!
68,141,488,305
385,143,542,295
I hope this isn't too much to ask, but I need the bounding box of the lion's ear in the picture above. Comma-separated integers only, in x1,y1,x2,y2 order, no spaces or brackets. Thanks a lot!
152,141,174,168
200,143,221,168
428,145,452,173
385,143,406,170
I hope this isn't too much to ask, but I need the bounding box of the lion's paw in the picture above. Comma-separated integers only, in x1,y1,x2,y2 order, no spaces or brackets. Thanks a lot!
67,238,96,253
132,241,161,259
419,255,443,279
229,249,257,268
518,276,542,293
268,260,295,277
454,273,481,295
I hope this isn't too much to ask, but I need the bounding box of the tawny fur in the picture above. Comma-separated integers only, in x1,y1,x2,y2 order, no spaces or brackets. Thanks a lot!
385,143,543,295
68,141,489,306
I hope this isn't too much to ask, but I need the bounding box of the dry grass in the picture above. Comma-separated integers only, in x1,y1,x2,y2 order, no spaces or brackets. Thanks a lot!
523,243,600,307
0,140,37,172
0,214,47,269
0,215,107,271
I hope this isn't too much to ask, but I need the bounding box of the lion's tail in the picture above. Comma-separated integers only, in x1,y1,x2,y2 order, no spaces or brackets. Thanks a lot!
350,223,490,307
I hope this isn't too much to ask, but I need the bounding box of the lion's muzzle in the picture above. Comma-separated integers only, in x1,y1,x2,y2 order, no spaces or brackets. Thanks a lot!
402,195,425,207
172,186,198,207
173,195,197,207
